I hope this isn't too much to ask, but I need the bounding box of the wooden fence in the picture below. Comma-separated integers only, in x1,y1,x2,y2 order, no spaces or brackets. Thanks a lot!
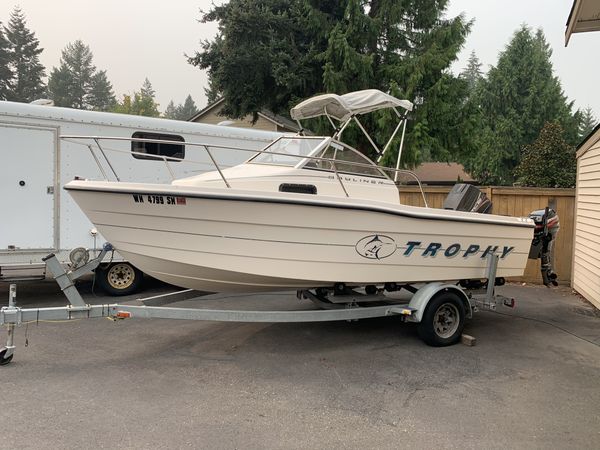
398,186,575,285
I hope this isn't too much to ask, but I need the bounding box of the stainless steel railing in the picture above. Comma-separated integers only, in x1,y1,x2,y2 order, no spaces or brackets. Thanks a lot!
60,135,429,207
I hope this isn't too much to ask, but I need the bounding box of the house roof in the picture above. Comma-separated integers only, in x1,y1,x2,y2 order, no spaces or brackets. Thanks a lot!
576,122,600,158
188,97,226,122
188,97,300,132
565,0,600,45
411,162,475,185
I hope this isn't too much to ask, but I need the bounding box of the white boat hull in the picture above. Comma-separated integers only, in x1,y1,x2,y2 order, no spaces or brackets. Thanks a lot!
66,181,534,292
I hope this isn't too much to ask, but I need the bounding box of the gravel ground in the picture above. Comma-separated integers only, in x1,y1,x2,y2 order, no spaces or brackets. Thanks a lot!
1,279,599,449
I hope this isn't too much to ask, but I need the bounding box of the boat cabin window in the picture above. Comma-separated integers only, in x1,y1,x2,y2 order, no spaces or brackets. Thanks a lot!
249,137,324,166
304,142,385,178
131,132,185,161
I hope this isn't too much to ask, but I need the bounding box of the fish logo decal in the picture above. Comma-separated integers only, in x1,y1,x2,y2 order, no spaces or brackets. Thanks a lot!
356,234,397,260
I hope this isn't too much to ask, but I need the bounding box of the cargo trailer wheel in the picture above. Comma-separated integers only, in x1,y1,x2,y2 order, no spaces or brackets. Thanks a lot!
0,348,13,366
96,262,143,296
417,292,465,347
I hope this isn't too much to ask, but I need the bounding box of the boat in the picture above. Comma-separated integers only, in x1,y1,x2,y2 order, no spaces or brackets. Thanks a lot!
64,90,538,293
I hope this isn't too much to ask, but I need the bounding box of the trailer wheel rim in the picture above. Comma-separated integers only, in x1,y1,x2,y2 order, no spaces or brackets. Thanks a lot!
106,264,135,290
433,303,460,338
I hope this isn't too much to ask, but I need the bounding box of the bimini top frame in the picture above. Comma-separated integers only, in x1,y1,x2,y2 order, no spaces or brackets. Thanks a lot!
290,89,414,180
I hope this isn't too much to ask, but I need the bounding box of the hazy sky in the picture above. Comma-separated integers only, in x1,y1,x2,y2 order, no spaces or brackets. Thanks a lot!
1,1,598,117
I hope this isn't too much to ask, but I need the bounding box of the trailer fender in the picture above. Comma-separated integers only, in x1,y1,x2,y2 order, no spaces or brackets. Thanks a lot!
407,283,472,322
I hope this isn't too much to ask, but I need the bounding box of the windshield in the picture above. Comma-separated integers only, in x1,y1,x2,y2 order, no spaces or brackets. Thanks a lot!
304,141,386,178
249,137,325,166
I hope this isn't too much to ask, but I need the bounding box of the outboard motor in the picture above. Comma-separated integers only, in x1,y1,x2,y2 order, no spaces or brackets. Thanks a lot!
443,184,492,214
528,208,560,286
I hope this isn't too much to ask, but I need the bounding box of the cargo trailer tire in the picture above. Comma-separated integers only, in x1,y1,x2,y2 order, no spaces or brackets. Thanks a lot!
417,291,466,346
96,262,144,296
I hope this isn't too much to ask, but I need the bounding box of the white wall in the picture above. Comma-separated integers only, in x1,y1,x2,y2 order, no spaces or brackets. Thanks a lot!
573,128,600,309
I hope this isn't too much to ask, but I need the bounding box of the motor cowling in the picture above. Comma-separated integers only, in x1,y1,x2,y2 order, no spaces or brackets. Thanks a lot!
528,208,560,286
443,184,492,214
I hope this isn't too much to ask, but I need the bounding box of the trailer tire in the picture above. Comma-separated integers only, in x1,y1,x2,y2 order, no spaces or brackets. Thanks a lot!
417,291,466,347
0,348,13,366
96,262,144,296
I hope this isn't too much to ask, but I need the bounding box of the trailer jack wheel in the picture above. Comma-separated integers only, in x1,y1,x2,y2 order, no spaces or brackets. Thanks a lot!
96,262,144,296
0,348,14,366
417,292,466,347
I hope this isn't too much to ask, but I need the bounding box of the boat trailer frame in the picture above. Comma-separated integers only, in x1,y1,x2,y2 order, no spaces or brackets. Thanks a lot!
1,250,510,365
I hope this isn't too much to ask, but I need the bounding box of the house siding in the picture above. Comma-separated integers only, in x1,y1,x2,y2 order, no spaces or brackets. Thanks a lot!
573,128,600,308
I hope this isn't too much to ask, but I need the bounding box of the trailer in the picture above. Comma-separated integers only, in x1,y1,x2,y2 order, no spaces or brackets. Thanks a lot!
0,101,281,294
0,249,514,365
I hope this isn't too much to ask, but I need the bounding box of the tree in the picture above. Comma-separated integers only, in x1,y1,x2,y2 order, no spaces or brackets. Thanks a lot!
515,121,576,188
112,78,160,117
465,26,579,185
460,50,483,94
163,100,178,119
578,107,597,140
190,0,473,167
0,22,12,100
177,95,199,120
112,94,133,115
48,40,96,109
87,70,116,111
5,7,45,102
48,40,116,110
133,78,160,117
163,95,199,120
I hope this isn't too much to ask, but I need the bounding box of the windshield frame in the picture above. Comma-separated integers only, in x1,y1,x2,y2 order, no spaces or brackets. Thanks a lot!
300,139,390,179
246,136,329,168
246,135,393,181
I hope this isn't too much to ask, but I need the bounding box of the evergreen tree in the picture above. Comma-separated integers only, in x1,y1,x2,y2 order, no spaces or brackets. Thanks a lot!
190,0,472,167
163,95,199,120
163,100,178,119
48,40,96,109
112,78,160,117
48,40,117,111
176,95,198,120
578,107,597,140
465,26,579,185
460,50,483,94
5,7,45,102
0,22,12,100
88,70,116,111
515,121,576,188
204,76,221,104
132,78,160,117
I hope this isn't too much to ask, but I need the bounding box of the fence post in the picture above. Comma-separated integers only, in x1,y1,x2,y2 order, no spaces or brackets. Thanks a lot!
486,186,494,205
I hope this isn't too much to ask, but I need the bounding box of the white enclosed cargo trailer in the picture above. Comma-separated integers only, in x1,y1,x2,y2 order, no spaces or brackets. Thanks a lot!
0,101,281,294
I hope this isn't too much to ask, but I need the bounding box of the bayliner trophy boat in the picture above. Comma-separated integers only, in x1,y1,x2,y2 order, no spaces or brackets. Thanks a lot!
0,89,562,366
64,90,557,296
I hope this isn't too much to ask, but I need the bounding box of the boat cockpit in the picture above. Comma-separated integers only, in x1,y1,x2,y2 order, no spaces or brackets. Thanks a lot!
173,135,401,203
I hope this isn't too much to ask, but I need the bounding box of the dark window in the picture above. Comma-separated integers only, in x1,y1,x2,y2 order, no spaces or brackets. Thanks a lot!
131,132,185,161
279,183,317,195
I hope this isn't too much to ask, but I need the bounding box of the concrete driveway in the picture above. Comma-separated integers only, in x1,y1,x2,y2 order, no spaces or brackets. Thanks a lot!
1,279,599,449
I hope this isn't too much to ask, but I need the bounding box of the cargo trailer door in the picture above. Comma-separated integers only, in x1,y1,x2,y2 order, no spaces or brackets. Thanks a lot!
0,124,58,250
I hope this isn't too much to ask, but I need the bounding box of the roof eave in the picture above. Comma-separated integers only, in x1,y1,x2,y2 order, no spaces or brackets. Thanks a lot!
576,123,600,158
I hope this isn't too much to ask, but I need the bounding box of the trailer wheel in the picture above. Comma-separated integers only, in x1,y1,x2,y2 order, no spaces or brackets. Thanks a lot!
96,262,144,296
0,348,13,366
417,291,466,347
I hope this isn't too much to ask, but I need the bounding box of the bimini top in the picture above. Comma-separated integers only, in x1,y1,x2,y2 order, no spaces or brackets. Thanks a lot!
290,89,413,122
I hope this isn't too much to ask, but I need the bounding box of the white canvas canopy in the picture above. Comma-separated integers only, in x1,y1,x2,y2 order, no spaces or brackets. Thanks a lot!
290,89,413,121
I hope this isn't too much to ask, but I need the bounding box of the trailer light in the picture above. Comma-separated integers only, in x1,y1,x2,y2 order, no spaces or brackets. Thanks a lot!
114,311,132,319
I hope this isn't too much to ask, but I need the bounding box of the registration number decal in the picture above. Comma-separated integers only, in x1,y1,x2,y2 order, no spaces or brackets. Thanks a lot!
132,194,186,205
